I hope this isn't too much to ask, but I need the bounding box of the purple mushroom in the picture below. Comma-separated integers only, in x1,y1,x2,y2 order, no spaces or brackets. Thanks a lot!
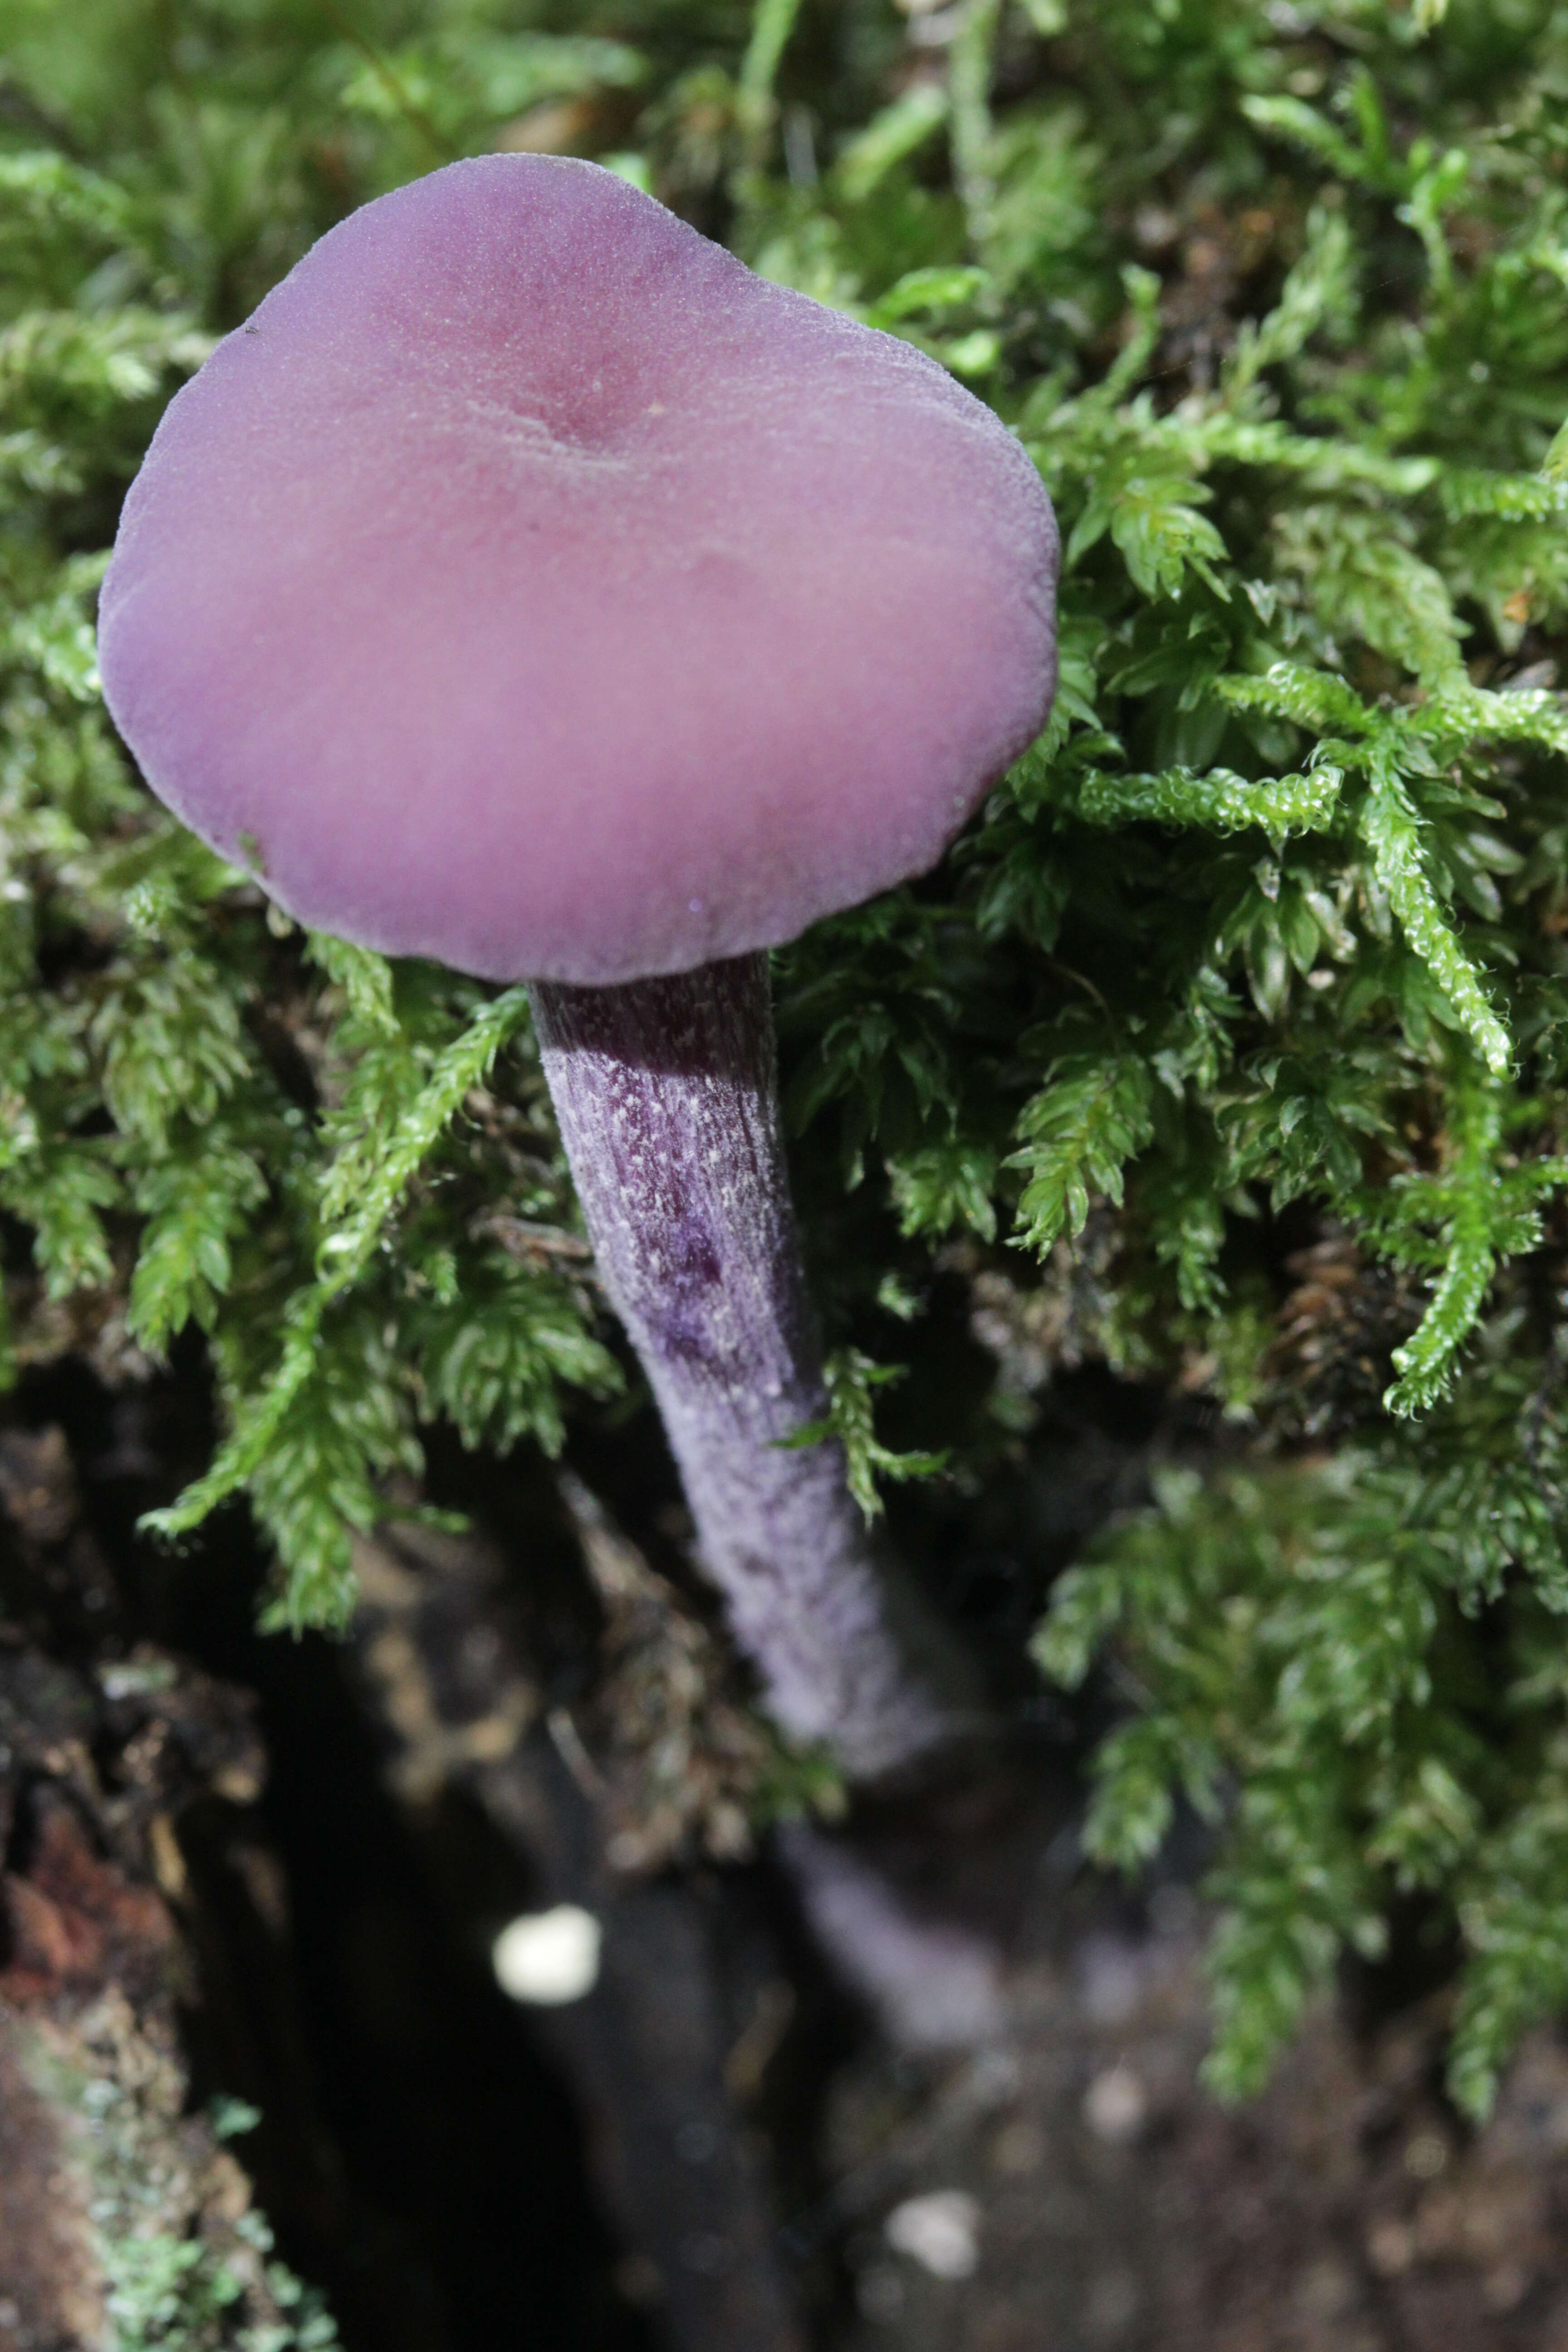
99,155,1058,1787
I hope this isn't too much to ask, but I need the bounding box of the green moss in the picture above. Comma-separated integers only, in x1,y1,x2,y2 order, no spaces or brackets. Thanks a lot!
100,2211,338,2352
5,0,1568,2110
20,2016,336,2350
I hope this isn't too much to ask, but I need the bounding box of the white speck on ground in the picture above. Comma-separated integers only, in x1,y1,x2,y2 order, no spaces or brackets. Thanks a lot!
885,2190,981,2280
1084,2063,1148,2145
491,1904,602,2004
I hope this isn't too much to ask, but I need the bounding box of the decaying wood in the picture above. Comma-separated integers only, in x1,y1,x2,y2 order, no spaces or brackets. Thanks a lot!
349,1504,812,2352
0,1425,322,2350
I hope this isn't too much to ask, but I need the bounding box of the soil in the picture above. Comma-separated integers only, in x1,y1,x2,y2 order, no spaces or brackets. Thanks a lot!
822,1896,1568,2352
5,1360,1568,2352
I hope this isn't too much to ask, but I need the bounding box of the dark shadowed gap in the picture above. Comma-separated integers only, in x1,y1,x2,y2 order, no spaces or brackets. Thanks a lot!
10,1351,657,2352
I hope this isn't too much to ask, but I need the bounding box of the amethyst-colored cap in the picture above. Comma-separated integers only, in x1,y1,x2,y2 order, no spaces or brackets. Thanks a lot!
99,156,1058,985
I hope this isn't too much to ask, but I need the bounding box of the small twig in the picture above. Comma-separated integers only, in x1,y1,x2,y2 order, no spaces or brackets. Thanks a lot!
1044,953,1114,1019
471,1210,597,1269
547,1703,606,1802
1521,1324,1566,1512
316,0,454,165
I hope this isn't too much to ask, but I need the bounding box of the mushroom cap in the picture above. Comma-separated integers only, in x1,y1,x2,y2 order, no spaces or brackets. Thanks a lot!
99,156,1058,985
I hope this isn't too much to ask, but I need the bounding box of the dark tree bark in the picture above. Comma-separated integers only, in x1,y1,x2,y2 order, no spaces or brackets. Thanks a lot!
350,1512,813,2352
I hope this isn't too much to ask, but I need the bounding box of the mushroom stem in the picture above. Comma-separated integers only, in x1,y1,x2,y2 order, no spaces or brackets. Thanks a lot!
529,954,976,1786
